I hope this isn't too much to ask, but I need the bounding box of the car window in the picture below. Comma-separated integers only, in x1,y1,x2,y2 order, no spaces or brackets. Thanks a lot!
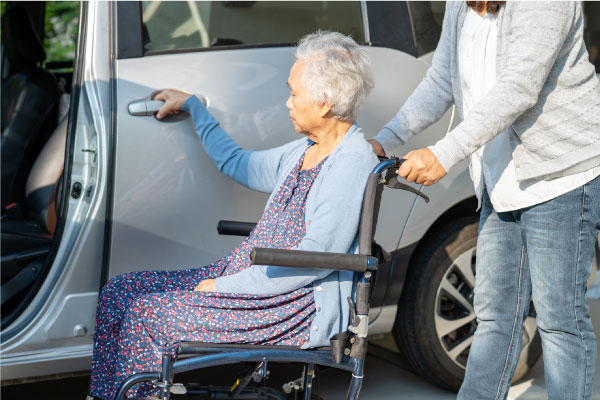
584,2,600,74
407,1,445,57
141,1,365,54
410,2,599,64
366,1,444,58
0,2,5,78
0,2,78,82
43,2,78,72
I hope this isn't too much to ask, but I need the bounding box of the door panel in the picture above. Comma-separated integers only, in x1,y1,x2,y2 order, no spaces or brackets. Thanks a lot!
109,3,454,301
110,44,443,278
111,48,299,277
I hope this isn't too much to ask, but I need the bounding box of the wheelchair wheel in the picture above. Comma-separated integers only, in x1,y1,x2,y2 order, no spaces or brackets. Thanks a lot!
392,217,542,391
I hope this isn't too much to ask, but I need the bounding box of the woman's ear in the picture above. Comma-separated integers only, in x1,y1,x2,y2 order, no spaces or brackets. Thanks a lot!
319,101,333,118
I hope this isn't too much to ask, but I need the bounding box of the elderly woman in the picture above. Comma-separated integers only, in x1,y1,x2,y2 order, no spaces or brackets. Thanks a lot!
87,31,378,400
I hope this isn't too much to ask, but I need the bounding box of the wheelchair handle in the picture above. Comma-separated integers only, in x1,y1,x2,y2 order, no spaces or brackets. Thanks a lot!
376,156,430,203
250,248,378,272
372,157,401,174
217,220,256,236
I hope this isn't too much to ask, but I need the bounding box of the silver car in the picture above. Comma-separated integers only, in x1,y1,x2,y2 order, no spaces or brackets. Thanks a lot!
2,0,599,391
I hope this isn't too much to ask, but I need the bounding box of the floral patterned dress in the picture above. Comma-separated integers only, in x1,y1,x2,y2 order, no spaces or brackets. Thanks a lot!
89,153,326,400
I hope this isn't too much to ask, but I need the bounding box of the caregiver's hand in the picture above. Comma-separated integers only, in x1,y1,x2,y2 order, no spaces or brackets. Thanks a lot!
194,279,216,292
155,89,192,119
398,148,446,186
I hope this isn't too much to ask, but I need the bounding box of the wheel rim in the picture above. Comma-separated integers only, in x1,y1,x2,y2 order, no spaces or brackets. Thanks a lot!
433,246,538,369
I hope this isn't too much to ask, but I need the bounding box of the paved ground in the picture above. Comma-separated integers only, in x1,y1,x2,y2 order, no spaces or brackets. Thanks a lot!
4,299,600,399
307,297,600,400
504,297,600,400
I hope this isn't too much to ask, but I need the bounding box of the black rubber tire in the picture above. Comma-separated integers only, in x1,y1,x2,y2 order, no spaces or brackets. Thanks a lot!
392,217,542,391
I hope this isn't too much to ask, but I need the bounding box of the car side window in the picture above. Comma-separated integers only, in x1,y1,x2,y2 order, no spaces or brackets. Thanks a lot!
43,2,78,68
366,1,444,58
407,1,445,57
583,2,600,74
141,1,365,54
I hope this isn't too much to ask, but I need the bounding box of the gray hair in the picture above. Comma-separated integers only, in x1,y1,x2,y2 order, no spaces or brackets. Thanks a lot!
295,31,374,122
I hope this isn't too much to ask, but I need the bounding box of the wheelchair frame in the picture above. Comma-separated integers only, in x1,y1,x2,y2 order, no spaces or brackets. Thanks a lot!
115,158,421,400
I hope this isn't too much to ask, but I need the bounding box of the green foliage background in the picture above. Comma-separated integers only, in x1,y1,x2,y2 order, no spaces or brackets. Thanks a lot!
43,2,79,63
0,1,78,64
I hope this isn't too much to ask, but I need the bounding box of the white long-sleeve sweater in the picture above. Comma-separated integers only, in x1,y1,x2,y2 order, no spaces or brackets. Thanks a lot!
461,7,599,211
375,1,600,182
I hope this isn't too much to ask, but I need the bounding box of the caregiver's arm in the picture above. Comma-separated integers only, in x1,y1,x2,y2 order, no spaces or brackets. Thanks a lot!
214,152,379,295
428,2,575,173
370,2,457,156
156,90,296,193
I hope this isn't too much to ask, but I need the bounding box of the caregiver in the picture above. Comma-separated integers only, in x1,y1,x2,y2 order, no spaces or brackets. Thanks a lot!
369,1,600,399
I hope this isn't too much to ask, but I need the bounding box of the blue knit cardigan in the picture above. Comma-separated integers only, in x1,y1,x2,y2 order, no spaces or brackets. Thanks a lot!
181,95,379,348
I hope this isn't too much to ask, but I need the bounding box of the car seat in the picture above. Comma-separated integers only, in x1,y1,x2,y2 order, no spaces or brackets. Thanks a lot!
1,4,59,210
1,116,67,324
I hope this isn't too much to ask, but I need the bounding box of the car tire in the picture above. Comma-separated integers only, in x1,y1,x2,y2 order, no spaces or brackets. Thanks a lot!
392,217,542,391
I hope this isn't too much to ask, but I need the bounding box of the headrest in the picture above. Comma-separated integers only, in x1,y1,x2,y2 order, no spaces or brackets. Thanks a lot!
1,5,46,69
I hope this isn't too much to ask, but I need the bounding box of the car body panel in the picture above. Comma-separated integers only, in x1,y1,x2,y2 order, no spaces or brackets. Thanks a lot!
108,45,448,277
0,1,470,382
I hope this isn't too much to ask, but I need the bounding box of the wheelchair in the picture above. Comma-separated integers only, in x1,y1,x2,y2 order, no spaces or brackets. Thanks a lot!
115,157,429,400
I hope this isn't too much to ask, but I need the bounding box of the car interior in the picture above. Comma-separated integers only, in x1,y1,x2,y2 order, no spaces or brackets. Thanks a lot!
0,1,77,328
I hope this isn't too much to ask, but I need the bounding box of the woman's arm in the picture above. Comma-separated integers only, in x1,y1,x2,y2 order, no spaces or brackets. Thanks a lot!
372,2,457,156
156,90,298,193
180,95,300,193
214,151,379,295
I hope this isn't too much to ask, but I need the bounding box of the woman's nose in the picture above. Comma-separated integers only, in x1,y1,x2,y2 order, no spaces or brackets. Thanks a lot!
285,97,292,110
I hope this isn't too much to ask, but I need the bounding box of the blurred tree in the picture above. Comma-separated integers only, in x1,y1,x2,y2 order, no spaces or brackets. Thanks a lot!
0,2,78,65
0,2,6,42
44,2,79,64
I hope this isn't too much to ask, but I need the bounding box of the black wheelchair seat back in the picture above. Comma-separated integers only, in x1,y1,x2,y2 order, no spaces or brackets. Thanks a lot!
115,157,428,400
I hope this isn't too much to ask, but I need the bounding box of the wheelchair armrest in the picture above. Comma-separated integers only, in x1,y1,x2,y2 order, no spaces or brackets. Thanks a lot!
217,220,256,236
250,248,377,272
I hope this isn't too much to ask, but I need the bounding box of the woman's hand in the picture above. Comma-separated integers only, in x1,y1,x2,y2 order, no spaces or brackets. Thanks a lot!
367,139,386,157
154,89,192,119
194,279,216,292
398,148,447,186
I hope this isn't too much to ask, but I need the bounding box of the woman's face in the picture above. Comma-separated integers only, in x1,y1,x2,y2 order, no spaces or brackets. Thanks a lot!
286,61,327,137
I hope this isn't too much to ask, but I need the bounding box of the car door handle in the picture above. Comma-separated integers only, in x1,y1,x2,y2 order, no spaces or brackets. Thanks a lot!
128,100,165,116
128,95,209,117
